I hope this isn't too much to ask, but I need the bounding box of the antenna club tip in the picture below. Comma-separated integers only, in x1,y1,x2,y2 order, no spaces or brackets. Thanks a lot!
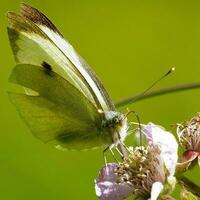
171,67,176,71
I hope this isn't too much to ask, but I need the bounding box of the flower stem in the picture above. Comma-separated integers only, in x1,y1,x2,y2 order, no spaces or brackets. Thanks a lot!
115,82,200,108
177,175,200,197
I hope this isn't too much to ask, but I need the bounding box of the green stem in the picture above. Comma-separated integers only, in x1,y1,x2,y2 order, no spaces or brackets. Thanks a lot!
177,175,200,197
115,82,200,108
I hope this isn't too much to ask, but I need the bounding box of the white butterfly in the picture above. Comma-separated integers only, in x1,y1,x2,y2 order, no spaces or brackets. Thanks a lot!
7,3,130,151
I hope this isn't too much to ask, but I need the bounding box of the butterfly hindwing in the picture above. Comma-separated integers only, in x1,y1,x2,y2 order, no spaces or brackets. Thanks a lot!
8,64,112,149
9,93,109,150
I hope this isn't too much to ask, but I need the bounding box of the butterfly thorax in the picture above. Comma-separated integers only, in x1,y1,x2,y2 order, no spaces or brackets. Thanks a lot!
102,111,128,144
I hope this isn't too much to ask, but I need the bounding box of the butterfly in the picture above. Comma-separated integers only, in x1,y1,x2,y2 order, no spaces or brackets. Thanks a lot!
7,3,131,152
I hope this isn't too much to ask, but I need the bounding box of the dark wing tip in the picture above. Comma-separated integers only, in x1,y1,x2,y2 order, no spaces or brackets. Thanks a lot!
5,11,12,18
20,2,31,9
6,12,21,28
20,2,43,24
6,11,16,20
20,2,63,36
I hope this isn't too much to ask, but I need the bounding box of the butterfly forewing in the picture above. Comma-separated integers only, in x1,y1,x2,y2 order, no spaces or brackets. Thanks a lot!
7,13,96,106
7,3,115,113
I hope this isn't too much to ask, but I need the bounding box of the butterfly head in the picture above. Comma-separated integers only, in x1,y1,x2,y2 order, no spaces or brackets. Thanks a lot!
102,111,129,143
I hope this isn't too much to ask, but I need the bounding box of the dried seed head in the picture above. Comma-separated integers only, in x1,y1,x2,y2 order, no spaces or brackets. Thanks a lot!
177,113,200,151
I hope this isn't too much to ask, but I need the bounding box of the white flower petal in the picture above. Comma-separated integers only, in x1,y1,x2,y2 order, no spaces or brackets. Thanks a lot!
143,123,178,177
150,182,164,200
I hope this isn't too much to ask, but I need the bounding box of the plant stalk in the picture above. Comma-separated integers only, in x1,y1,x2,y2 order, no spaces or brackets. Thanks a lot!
177,175,200,197
115,82,200,108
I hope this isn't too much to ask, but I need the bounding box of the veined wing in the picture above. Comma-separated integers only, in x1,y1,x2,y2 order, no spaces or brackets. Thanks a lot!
7,3,115,113
9,64,111,149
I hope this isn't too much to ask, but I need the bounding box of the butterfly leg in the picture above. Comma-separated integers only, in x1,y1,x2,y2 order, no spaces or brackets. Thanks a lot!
103,146,109,167
120,141,130,154
115,130,128,159
109,146,119,163
103,145,119,167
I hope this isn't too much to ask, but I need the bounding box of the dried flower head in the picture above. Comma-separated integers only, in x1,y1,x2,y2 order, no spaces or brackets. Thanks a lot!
177,113,200,168
177,113,200,151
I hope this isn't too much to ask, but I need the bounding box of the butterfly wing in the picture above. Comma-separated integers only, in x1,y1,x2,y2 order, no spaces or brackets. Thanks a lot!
7,3,115,113
9,64,112,149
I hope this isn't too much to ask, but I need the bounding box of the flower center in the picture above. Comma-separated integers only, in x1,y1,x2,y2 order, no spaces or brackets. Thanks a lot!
115,146,165,198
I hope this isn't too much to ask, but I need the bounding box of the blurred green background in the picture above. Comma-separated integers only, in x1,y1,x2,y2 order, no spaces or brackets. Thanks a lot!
1,0,200,199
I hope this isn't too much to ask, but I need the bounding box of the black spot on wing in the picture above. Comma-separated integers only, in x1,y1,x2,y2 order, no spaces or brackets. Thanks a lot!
42,61,52,71
41,62,53,76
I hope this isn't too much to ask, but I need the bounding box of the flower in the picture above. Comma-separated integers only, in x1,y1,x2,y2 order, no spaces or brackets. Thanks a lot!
95,123,178,200
177,113,200,168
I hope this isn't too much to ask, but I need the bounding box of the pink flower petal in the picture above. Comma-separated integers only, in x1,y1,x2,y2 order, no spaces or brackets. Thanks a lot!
176,150,199,172
95,163,134,200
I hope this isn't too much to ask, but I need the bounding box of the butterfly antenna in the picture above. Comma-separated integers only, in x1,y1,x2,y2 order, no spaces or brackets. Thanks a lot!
140,67,175,97
123,68,175,146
